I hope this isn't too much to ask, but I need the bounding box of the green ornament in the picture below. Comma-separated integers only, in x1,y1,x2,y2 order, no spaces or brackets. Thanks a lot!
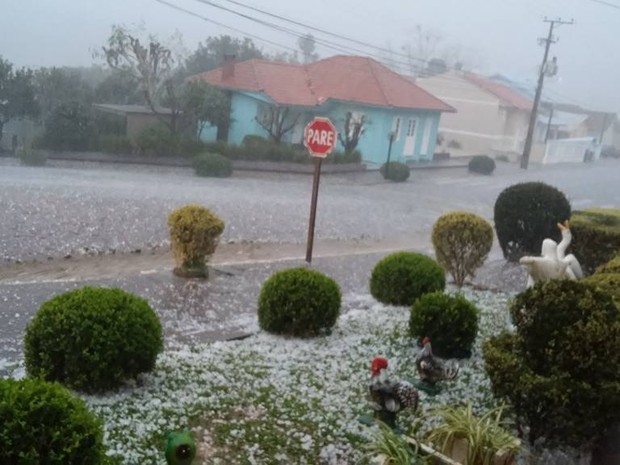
165,430,197,465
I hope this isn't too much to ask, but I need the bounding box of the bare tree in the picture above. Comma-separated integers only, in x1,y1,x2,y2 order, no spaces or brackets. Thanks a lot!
338,111,365,154
298,33,319,64
102,26,182,132
255,105,301,144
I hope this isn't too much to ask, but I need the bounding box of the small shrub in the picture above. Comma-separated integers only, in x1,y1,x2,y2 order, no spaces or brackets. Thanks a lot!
380,161,410,182
582,273,620,305
409,292,479,358
570,208,620,275
332,149,362,164
494,182,571,262
193,152,233,177
484,280,620,447
168,204,225,278
178,136,206,157
468,155,496,174
135,123,179,157
18,147,47,166
596,253,620,274
0,378,105,464
258,267,341,337
370,252,445,306
99,134,134,155
432,211,493,286
24,286,163,393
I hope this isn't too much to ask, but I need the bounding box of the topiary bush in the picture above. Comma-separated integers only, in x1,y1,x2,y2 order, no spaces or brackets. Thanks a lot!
432,211,493,287
18,147,48,166
483,279,620,449
258,267,341,338
468,155,496,174
0,378,106,464
370,252,445,306
193,152,233,177
582,273,620,305
380,161,410,182
409,291,479,358
494,182,571,262
24,286,163,393
570,208,620,275
168,204,225,278
596,253,620,274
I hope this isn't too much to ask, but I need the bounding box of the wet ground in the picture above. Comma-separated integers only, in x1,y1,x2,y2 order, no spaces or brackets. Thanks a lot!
0,158,617,365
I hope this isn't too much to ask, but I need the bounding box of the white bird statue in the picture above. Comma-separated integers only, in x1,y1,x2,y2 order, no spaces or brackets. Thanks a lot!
519,221,583,288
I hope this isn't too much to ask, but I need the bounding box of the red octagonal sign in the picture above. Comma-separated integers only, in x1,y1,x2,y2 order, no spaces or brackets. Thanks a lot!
304,117,338,158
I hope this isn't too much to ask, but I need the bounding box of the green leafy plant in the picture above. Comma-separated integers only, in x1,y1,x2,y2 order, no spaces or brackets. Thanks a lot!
468,155,496,175
426,403,520,465
409,292,479,358
483,280,620,449
494,182,571,262
134,123,179,157
18,147,47,166
363,422,429,465
193,152,233,177
370,252,445,306
24,286,163,393
98,134,134,155
581,273,620,305
0,378,106,464
258,267,341,338
570,208,620,275
168,204,225,278
432,211,493,287
595,253,620,274
380,161,410,182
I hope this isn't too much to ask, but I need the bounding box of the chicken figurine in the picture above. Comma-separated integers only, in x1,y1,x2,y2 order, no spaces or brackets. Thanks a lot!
364,356,419,431
415,337,459,395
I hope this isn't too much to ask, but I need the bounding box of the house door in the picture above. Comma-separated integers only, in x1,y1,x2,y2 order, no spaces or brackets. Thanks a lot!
403,118,417,157
421,118,433,159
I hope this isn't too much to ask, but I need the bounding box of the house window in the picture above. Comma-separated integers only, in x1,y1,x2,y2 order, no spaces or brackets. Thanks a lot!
392,117,401,140
406,118,417,137
257,103,272,128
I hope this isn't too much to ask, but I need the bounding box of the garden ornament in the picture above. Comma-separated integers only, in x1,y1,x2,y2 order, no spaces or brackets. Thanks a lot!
165,430,197,465
519,221,583,288
414,337,459,395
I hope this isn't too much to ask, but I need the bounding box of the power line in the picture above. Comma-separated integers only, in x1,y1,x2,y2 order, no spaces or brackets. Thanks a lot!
587,0,620,9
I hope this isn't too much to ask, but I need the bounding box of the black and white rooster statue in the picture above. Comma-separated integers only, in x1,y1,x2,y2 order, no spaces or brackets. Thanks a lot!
415,337,459,394
367,356,419,430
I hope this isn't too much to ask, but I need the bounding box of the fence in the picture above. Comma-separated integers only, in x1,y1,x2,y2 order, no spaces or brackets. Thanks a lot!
543,137,602,164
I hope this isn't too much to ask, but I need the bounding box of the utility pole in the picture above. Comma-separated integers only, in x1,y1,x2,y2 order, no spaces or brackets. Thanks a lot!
521,17,573,170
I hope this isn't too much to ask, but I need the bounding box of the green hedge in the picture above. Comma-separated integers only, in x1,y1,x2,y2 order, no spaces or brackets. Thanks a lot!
380,161,410,182
0,378,105,464
193,152,233,177
468,155,496,174
570,209,620,275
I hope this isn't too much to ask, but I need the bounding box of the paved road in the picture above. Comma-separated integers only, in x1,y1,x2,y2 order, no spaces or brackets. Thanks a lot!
0,158,618,366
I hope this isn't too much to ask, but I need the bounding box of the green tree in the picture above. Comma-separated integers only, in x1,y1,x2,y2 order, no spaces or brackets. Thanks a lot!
181,81,231,140
34,67,94,121
184,35,265,75
297,33,319,64
0,57,39,145
94,69,142,104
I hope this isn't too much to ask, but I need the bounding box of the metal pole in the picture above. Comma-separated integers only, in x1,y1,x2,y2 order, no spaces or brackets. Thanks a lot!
305,157,323,264
544,104,554,143
385,134,394,177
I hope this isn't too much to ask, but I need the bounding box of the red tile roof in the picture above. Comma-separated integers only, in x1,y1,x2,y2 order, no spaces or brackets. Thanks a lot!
192,55,455,112
464,72,532,111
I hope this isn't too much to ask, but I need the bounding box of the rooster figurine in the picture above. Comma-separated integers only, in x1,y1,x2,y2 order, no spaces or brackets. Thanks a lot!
415,337,459,394
366,356,419,430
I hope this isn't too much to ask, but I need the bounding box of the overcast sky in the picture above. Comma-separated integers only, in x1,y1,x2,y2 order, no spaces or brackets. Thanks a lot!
1,0,619,112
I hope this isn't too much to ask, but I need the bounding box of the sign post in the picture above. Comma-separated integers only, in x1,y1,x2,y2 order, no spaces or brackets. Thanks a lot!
303,117,338,264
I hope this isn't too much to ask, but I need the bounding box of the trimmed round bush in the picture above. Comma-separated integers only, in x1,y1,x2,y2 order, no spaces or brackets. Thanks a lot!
193,152,232,177
258,267,341,338
0,378,105,464
370,252,445,306
468,155,495,174
168,204,225,278
380,161,410,182
596,253,620,274
432,211,493,287
570,208,620,275
409,291,479,358
24,286,163,393
494,182,571,262
484,280,620,447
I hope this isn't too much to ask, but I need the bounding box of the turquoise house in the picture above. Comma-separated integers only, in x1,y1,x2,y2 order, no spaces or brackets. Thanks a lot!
192,55,455,165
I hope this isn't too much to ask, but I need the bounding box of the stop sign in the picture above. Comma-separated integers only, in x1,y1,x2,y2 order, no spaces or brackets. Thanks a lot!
304,117,338,158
